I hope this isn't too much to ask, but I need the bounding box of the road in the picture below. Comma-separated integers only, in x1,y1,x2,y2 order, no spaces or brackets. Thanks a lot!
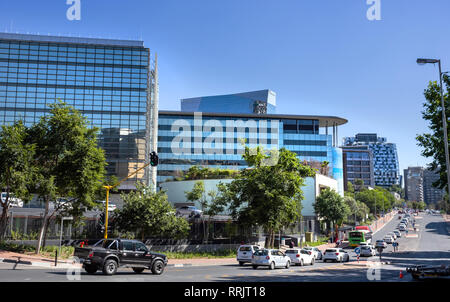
0,212,448,282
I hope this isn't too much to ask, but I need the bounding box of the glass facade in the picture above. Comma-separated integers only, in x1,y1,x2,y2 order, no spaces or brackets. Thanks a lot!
157,111,338,184
343,133,400,187
0,33,150,188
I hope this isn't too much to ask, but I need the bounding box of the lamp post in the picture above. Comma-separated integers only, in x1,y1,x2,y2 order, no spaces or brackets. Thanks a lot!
417,58,450,210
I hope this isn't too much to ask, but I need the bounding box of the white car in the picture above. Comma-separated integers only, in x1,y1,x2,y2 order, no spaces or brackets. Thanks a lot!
360,245,377,257
302,246,323,260
237,245,260,266
375,240,387,249
399,225,407,231
251,249,291,270
323,248,350,263
393,230,402,238
97,200,117,212
359,242,374,249
285,249,315,266
384,235,394,244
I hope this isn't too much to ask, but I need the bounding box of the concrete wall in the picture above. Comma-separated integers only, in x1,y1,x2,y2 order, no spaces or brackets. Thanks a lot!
159,179,233,211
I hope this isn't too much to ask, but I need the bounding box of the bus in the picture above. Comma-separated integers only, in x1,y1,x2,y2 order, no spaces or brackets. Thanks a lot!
348,230,372,247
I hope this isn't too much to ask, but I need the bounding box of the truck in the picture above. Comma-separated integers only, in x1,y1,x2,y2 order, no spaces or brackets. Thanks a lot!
74,238,168,276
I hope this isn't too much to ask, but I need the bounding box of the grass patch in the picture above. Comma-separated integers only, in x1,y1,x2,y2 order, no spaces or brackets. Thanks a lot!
155,249,237,259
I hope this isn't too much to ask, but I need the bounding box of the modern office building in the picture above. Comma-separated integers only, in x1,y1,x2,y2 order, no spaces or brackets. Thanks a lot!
158,99,347,196
341,146,375,190
343,133,400,188
0,33,153,189
423,168,445,205
404,167,424,203
181,89,276,115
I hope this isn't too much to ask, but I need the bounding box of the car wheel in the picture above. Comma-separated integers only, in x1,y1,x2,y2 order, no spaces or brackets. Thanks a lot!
252,265,258,270
151,259,165,275
311,258,315,265
346,256,350,262
132,267,145,274
239,262,244,266
84,264,97,274
102,259,118,276
269,262,275,270
285,261,290,269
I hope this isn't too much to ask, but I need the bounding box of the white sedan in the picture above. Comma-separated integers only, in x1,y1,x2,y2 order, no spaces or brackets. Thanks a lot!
302,246,323,260
285,249,315,266
323,248,350,263
251,249,291,270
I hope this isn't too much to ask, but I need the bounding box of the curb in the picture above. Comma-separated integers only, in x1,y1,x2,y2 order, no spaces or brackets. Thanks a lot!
0,257,79,269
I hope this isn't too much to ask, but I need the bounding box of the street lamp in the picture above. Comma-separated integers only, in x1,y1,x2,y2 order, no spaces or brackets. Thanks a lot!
417,58,450,210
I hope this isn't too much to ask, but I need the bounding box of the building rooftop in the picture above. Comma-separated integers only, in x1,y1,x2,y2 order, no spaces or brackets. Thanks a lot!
0,32,144,48
159,110,348,127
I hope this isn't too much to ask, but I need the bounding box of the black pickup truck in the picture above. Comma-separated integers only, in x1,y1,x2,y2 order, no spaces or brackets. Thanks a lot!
74,239,168,276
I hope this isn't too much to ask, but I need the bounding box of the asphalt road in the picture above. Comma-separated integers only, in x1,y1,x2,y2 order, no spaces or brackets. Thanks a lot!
0,212,448,282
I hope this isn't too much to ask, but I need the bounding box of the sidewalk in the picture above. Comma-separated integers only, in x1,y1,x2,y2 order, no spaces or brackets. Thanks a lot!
0,250,79,269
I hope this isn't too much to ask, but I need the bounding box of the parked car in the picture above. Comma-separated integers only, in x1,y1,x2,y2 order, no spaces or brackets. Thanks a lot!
175,206,203,218
74,239,168,275
302,246,323,260
323,248,350,263
393,230,402,238
285,249,315,266
237,245,260,266
384,235,394,244
360,245,377,257
375,240,387,249
251,249,291,270
399,225,407,232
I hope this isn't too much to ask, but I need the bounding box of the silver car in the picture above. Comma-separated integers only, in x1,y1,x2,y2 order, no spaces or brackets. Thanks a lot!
251,249,291,270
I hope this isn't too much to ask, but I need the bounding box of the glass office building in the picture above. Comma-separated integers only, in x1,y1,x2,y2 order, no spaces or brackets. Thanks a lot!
343,133,400,187
0,33,151,189
158,111,347,195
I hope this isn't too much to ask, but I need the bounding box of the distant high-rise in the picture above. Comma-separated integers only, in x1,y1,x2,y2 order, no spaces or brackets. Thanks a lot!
404,167,424,202
343,133,400,187
423,169,445,205
341,146,375,190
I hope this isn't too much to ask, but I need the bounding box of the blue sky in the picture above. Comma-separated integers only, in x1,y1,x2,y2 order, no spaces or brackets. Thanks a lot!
1,0,449,178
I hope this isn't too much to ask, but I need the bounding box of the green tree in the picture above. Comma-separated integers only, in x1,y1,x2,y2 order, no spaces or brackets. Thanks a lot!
314,188,350,242
0,121,35,239
113,183,190,240
220,146,315,248
27,101,107,253
416,76,450,194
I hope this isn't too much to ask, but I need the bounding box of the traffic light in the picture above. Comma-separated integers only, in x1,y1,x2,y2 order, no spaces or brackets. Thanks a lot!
150,151,159,167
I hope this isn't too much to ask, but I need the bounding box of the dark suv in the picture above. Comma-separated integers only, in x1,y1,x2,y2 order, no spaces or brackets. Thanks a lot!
74,239,168,276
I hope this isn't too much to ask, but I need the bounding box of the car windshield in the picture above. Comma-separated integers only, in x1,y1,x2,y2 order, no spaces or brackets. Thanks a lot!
361,246,370,249
239,246,252,251
325,249,337,253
